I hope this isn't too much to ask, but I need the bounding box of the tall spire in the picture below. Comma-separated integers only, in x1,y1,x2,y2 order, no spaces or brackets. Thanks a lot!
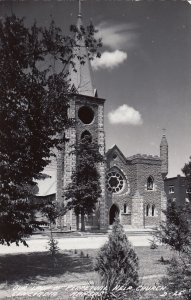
69,0,95,97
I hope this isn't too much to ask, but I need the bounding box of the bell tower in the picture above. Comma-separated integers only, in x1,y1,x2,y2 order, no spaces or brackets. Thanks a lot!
57,1,107,230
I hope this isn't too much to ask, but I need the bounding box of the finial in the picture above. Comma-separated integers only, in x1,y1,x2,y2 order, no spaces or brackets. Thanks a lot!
78,0,82,17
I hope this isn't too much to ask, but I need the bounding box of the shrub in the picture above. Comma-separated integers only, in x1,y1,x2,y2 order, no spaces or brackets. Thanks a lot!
47,227,59,269
95,218,139,299
150,238,158,250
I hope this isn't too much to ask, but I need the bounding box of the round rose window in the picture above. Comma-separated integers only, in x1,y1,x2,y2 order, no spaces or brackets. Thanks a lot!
106,171,124,193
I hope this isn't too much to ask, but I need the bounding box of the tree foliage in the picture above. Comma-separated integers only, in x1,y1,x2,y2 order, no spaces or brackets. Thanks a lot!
0,14,101,245
154,201,191,253
95,218,139,299
65,135,104,231
164,254,191,300
154,158,191,252
159,158,191,299
182,157,191,202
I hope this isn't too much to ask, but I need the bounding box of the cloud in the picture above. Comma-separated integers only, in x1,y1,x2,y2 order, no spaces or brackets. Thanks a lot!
91,50,127,71
91,21,138,71
96,21,138,50
108,104,143,126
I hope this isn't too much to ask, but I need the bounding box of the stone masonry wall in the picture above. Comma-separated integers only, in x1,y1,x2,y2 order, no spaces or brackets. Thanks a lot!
131,191,144,228
58,95,106,230
75,98,106,229
135,159,163,227
56,97,77,230
97,104,107,230
106,150,136,225
106,149,165,228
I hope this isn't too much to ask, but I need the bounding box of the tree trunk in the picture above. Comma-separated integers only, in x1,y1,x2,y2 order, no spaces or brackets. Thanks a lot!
76,214,79,231
81,210,85,232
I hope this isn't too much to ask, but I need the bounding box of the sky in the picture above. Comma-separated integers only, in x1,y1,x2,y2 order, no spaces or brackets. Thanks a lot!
1,0,191,194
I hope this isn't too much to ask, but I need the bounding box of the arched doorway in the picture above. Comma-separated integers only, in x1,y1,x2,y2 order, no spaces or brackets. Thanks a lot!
109,204,119,225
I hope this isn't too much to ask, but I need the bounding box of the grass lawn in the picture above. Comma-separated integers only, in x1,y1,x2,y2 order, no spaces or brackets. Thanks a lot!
0,245,176,299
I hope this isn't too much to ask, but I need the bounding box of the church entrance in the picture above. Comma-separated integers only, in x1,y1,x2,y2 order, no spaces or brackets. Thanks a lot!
109,204,119,225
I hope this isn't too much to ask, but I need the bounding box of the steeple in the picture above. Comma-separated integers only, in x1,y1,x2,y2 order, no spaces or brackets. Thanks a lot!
160,129,168,179
69,0,95,97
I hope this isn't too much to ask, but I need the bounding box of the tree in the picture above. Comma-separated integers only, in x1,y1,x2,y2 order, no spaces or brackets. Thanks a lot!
159,159,191,300
65,135,104,231
95,218,139,299
182,157,191,203
154,201,191,253
47,223,60,269
0,15,101,245
153,158,191,253
162,252,191,300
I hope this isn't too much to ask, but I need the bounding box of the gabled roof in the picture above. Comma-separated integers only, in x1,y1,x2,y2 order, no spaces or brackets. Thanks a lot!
106,144,127,164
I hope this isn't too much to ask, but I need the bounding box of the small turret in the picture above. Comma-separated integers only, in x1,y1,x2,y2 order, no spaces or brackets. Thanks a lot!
160,130,168,179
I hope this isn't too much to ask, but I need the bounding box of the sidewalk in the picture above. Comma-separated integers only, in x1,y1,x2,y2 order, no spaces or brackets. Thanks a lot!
0,234,153,255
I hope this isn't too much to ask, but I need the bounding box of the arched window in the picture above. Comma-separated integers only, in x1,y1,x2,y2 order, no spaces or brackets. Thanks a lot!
124,204,127,214
146,204,150,216
152,205,155,216
81,130,92,142
109,204,119,225
147,176,154,190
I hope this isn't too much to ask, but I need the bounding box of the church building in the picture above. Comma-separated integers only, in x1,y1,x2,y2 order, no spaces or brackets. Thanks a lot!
56,5,168,231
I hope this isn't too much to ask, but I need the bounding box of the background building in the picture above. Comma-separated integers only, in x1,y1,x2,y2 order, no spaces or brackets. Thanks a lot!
164,175,191,208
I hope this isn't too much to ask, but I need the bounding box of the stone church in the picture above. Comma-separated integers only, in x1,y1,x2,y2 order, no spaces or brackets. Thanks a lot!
56,6,168,231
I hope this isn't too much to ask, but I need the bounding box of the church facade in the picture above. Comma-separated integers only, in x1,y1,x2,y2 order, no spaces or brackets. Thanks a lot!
105,142,168,229
56,8,168,231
